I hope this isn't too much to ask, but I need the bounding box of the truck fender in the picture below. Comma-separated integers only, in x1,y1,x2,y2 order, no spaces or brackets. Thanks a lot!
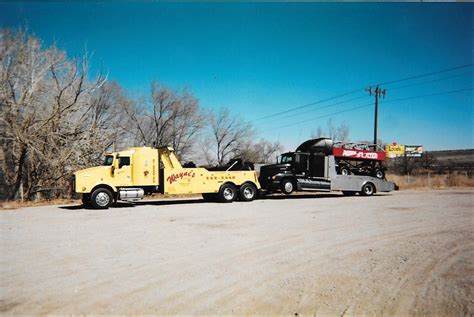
91,184,117,196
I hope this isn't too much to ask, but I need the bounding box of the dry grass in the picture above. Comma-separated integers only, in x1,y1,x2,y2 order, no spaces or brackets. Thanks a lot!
386,172,474,190
1,198,80,211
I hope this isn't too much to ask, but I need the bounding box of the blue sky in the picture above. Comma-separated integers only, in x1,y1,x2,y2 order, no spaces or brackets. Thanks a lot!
1,2,472,150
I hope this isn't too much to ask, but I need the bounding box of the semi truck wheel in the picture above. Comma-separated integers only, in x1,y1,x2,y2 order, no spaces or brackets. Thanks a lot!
280,179,295,195
239,183,257,201
218,184,237,203
360,183,375,196
91,187,113,209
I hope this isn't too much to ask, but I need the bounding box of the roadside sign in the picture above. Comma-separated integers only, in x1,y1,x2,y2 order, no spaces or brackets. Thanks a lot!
385,144,405,158
405,145,423,157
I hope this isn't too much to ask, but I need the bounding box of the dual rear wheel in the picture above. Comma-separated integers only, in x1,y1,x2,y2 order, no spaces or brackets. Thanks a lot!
202,183,257,203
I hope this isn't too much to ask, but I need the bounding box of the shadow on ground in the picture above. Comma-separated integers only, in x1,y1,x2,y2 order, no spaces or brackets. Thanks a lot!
57,191,390,210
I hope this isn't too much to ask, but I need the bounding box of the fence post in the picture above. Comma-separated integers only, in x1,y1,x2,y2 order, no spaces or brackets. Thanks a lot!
428,172,431,188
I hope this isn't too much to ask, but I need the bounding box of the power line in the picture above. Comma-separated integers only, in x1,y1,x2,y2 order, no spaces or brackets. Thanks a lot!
259,94,369,126
389,71,472,91
277,103,373,129
253,88,362,121
375,64,473,86
251,63,472,124
264,72,471,126
383,87,473,104
273,87,473,131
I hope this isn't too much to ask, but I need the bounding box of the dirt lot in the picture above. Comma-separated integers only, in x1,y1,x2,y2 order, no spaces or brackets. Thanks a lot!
1,189,473,315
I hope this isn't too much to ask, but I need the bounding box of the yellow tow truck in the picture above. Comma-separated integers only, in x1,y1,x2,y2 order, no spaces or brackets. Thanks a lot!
73,146,260,208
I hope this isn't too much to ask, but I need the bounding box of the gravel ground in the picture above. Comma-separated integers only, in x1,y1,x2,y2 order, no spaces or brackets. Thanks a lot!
1,189,473,315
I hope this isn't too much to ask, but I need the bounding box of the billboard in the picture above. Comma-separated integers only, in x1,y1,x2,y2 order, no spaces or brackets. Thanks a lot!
385,144,405,158
405,145,423,157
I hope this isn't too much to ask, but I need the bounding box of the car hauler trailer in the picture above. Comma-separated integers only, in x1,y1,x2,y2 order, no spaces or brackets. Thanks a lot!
73,146,260,209
259,138,396,196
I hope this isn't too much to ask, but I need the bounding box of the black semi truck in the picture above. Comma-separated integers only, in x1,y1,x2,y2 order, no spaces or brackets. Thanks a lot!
259,138,396,196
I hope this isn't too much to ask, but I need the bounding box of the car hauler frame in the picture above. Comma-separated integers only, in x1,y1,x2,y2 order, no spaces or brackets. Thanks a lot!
259,138,396,196
73,146,260,209
260,155,396,196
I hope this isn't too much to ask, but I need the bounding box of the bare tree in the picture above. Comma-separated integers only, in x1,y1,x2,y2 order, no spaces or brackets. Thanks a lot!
0,29,127,200
312,119,350,141
205,108,254,165
238,139,283,164
126,82,204,161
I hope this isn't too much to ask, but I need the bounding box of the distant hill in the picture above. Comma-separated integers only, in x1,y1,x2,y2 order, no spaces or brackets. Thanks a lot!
385,148,473,175
427,149,474,169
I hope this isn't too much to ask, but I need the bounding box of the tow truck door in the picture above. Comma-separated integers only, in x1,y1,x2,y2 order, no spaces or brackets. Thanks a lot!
114,156,132,186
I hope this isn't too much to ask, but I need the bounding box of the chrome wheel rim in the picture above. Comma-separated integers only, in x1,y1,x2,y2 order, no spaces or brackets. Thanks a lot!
376,171,383,178
284,182,293,192
96,192,110,207
223,188,234,200
243,187,254,199
364,185,373,195
341,169,349,175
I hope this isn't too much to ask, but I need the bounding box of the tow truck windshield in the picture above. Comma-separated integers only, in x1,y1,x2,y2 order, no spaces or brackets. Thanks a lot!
103,155,114,166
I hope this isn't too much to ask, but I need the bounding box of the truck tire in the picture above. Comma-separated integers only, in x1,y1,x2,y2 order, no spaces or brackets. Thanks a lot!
81,193,91,207
90,187,113,209
239,183,257,201
218,184,237,203
280,179,295,195
360,182,375,196
202,193,218,202
374,169,385,179
340,166,350,176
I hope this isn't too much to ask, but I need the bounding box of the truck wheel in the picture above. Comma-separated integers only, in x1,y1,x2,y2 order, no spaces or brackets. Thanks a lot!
91,187,113,209
239,183,257,201
218,184,237,203
374,169,385,179
340,167,350,176
280,179,295,195
360,183,375,196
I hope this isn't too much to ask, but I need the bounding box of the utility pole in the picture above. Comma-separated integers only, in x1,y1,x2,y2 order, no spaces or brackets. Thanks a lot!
366,86,386,147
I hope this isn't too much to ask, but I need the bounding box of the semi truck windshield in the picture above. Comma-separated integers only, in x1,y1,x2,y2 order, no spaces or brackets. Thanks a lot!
278,154,293,164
